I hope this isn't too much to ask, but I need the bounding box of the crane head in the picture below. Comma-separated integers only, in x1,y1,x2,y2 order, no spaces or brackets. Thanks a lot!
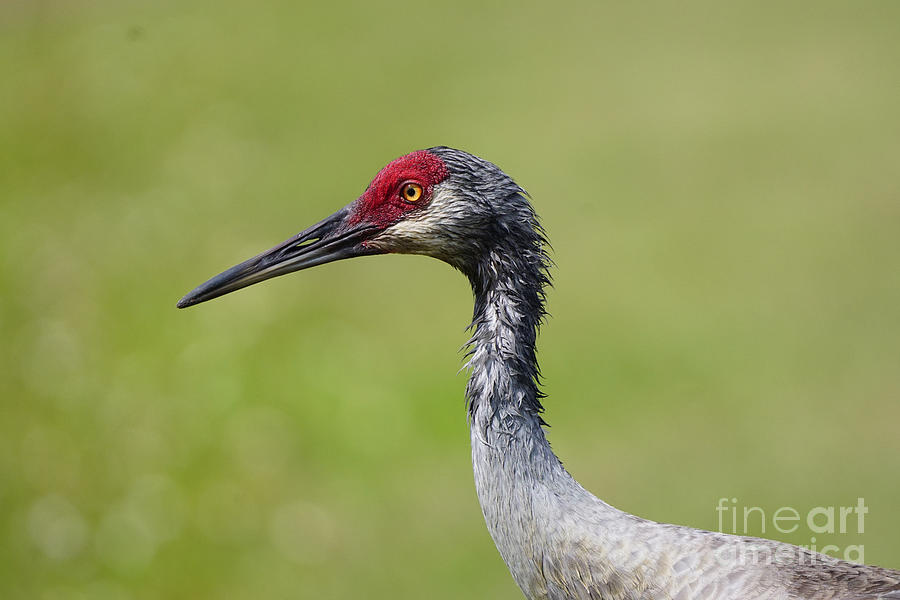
177,146,533,308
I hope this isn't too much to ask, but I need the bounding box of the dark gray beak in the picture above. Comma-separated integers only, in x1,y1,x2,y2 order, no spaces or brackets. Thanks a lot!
177,204,380,308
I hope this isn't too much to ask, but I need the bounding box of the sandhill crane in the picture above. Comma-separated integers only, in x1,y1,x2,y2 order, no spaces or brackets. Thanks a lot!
178,147,900,599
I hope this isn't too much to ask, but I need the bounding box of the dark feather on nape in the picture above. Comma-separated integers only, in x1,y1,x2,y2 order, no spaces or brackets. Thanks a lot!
427,147,553,424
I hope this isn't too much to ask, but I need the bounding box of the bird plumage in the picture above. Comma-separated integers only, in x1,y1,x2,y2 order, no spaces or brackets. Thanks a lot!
179,146,900,599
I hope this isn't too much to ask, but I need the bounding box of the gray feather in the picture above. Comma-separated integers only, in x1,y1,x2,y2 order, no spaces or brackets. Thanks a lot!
427,147,900,600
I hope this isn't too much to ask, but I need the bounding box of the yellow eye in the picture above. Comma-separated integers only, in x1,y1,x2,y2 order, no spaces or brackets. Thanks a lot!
400,182,423,203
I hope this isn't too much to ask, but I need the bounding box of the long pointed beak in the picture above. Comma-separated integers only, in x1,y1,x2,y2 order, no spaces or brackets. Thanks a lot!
176,204,380,308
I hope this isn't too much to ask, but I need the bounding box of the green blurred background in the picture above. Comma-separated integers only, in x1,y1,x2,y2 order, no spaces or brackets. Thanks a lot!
2,1,898,598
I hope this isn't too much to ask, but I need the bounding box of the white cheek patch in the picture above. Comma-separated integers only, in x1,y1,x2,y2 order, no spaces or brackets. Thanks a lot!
369,184,471,260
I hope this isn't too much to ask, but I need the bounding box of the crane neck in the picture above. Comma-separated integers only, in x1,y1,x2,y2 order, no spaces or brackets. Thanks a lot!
465,239,550,436
461,223,569,480
462,230,600,596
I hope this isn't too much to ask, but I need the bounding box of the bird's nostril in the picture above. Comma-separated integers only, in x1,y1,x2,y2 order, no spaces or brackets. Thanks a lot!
264,237,321,266
277,237,320,258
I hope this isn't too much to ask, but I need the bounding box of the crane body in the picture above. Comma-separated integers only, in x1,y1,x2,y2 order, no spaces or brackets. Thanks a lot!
179,147,900,599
